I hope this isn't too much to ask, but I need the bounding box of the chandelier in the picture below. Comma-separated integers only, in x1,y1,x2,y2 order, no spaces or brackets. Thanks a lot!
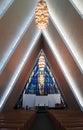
35,0,49,29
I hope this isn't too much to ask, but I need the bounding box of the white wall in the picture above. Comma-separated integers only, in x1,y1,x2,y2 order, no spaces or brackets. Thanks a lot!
23,93,61,108
23,94,35,108
48,94,61,107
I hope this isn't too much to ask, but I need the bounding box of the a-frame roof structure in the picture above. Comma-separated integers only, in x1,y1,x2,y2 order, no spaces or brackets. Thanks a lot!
0,0,83,111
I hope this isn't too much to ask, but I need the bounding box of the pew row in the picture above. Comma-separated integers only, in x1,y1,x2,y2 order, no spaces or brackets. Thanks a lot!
0,110,36,130
0,128,20,130
47,110,83,130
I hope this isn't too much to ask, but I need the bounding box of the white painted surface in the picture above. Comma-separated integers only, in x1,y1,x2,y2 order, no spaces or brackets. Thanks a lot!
23,93,61,108
48,94,61,107
35,95,48,106
23,94,35,108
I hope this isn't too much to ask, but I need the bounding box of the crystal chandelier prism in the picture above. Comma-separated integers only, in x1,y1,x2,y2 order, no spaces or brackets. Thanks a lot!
35,0,49,29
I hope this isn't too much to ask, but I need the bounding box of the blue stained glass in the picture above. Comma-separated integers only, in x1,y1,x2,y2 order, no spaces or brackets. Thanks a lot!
25,50,59,95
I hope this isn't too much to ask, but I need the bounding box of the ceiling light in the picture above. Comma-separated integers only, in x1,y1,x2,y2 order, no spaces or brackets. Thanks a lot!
35,0,49,29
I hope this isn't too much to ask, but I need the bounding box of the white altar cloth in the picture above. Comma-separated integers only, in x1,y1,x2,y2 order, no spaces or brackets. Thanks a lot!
23,94,61,108
35,95,48,106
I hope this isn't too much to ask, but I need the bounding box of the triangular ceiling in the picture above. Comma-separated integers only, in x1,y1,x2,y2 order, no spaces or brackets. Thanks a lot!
0,0,83,111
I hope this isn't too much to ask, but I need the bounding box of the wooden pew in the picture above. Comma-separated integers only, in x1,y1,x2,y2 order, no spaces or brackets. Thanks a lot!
65,127,83,130
0,128,20,130
0,110,36,130
0,123,23,130
47,110,83,130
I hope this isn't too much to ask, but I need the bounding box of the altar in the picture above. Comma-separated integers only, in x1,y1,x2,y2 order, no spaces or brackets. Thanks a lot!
35,95,48,106
23,93,61,109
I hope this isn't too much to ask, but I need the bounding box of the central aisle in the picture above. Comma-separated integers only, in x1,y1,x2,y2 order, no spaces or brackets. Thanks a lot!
30,112,55,130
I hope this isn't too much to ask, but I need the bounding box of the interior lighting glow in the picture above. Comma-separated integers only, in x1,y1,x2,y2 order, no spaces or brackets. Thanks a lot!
38,55,45,70
0,31,41,111
69,0,83,19
48,9,83,73
43,30,83,108
0,0,14,19
35,0,49,29
38,51,46,94
38,75,45,84
0,13,34,74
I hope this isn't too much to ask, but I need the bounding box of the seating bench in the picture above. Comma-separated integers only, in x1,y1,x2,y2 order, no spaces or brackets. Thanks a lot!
0,110,36,130
47,110,83,130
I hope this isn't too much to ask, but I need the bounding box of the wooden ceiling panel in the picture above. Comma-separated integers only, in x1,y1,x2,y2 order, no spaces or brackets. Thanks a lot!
43,37,80,110
2,36,42,111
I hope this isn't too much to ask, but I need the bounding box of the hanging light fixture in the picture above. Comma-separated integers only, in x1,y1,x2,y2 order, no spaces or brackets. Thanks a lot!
35,0,49,29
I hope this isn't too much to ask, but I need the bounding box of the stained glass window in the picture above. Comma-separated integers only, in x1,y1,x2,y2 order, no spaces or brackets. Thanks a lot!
25,50,60,95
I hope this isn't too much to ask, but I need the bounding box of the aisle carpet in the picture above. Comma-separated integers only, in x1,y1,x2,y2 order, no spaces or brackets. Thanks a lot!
30,112,55,130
